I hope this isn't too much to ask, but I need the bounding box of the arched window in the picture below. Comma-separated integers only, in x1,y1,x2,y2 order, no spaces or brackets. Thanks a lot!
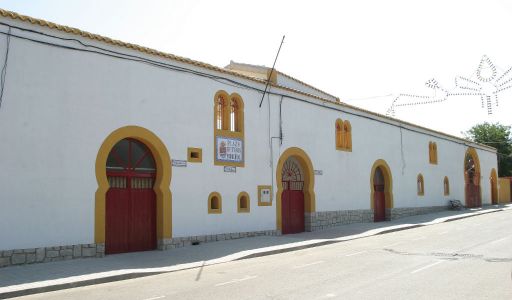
335,119,344,150
429,142,438,164
417,174,425,196
215,93,228,130
433,143,438,164
230,97,241,132
237,192,250,213
343,120,352,151
444,176,450,196
208,192,222,214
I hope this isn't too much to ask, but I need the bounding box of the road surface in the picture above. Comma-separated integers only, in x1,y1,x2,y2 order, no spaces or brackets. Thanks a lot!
18,210,512,300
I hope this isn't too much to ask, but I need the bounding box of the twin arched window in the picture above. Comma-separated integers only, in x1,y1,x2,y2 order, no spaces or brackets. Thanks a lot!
335,119,352,151
215,91,244,132
429,142,438,164
214,91,245,167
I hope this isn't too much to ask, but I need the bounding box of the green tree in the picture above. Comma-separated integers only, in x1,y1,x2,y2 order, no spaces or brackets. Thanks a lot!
464,122,512,177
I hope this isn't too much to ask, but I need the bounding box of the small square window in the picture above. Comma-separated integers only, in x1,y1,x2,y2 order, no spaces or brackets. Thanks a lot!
188,147,202,163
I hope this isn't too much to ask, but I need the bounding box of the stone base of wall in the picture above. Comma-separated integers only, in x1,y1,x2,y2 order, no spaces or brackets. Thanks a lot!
1,230,279,268
305,209,374,231
1,205,450,268
388,206,447,220
158,230,279,250
0,243,104,268
305,205,449,231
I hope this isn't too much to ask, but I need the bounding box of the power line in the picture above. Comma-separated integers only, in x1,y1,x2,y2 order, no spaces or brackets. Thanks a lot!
0,22,495,152
0,26,10,108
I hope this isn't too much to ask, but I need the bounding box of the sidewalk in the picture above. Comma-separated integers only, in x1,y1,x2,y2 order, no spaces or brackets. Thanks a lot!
1,204,510,299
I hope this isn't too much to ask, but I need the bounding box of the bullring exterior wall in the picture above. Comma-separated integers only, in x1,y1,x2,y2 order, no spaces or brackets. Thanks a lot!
0,12,498,265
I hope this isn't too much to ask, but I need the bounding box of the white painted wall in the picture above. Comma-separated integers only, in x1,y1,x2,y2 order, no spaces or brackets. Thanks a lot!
271,95,497,212
0,18,497,250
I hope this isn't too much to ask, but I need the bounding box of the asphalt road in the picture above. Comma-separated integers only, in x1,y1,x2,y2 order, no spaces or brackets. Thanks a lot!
17,210,512,300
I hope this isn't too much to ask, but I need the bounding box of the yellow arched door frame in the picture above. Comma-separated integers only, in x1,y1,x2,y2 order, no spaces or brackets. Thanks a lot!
276,147,315,231
370,159,394,210
94,126,172,244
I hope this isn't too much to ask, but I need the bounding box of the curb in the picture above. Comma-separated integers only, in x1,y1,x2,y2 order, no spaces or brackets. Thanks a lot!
0,273,162,300
1,207,507,299
239,207,505,260
237,240,338,260
442,208,502,222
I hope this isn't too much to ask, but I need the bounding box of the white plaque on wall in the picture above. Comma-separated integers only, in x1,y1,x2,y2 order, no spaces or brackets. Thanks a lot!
224,166,236,173
216,136,243,163
260,188,271,202
172,159,187,167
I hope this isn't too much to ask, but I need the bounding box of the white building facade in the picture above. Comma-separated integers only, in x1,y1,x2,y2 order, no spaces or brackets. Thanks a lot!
0,9,498,267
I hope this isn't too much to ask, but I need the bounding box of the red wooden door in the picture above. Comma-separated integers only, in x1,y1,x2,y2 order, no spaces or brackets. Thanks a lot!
464,155,481,208
282,181,305,234
465,184,471,207
106,178,130,254
290,190,305,233
465,183,481,208
373,167,386,222
282,189,292,234
374,184,385,222
105,139,157,254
